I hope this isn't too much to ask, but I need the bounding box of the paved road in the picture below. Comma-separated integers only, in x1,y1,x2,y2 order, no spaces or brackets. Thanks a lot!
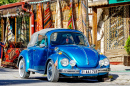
0,67,130,86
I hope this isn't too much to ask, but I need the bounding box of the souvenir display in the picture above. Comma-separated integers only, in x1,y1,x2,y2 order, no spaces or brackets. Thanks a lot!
67,0,75,29
36,4,43,31
44,2,52,28
55,0,62,28
0,0,92,68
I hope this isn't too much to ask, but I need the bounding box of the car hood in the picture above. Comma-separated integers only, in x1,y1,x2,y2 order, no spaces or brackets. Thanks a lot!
57,45,99,68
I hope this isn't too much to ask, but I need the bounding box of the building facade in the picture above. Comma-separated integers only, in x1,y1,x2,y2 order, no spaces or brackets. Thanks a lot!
89,0,130,64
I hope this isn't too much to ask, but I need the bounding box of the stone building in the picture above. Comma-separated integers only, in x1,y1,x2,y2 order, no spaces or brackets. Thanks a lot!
89,0,130,64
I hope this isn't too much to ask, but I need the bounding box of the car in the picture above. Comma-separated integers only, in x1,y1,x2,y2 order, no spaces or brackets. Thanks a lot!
17,28,110,82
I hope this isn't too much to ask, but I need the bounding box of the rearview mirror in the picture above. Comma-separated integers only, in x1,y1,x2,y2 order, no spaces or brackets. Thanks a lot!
90,44,95,48
40,44,45,48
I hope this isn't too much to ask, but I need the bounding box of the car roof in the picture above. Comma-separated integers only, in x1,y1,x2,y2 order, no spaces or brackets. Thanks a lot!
27,28,81,47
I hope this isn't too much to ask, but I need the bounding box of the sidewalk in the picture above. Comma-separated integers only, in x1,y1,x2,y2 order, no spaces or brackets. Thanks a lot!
110,64,130,72
109,65,130,85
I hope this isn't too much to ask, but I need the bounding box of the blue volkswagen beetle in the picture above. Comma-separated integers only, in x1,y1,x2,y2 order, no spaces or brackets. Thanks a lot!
17,28,110,82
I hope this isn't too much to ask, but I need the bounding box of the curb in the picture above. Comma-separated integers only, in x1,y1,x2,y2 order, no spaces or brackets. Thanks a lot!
110,70,130,72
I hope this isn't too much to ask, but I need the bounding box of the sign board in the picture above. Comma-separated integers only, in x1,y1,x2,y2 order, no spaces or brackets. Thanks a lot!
109,0,130,4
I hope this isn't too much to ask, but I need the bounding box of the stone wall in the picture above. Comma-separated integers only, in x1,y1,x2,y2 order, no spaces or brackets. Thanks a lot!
103,6,129,63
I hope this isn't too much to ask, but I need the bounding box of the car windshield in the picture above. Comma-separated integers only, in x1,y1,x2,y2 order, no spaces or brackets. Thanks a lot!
50,32,89,46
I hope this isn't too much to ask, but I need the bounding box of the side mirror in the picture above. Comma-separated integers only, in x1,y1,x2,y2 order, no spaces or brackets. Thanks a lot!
40,44,45,48
90,44,95,48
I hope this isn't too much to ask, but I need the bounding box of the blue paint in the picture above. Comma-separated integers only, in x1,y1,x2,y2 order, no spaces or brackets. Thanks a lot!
18,29,110,77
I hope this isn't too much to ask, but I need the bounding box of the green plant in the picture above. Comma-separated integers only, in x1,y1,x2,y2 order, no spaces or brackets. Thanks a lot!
0,0,18,6
124,36,130,55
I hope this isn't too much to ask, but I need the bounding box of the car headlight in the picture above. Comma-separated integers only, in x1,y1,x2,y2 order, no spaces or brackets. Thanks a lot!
99,60,104,67
61,58,69,66
104,58,109,66
70,60,76,67
99,58,109,67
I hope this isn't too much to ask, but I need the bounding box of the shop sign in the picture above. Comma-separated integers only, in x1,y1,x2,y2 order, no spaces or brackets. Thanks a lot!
109,0,130,4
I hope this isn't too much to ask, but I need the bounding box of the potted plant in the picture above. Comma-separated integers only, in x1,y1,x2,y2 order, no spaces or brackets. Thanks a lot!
124,36,130,66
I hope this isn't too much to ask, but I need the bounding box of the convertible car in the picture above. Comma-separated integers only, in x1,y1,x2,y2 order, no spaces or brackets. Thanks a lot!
17,28,110,82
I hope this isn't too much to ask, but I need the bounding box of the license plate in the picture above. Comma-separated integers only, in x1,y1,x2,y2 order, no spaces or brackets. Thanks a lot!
80,70,98,74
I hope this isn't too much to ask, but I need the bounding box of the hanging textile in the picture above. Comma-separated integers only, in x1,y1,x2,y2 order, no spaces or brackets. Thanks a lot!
77,0,92,44
81,0,87,37
81,0,92,44
78,1,83,32
37,3,43,31
21,16,26,42
55,0,62,28
4,17,15,50
44,2,52,29
67,0,75,29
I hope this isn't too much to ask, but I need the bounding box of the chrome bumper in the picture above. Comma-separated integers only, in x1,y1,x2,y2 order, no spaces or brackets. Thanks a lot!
59,68,110,74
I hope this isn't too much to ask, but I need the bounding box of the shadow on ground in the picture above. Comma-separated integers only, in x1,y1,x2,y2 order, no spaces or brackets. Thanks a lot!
0,77,99,85
58,78,99,83
125,69,130,71
109,74,119,81
0,79,45,85
0,74,120,85
0,67,17,73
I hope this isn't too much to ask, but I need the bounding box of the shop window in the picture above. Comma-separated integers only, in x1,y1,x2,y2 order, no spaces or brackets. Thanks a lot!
17,15,29,47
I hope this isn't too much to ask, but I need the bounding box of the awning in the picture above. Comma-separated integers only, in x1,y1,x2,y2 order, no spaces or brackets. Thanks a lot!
0,2,31,17
88,0,108,7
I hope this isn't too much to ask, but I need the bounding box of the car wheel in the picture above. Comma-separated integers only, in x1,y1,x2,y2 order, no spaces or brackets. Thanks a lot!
47,60,59,82
97,73,108,82
19,58,30,78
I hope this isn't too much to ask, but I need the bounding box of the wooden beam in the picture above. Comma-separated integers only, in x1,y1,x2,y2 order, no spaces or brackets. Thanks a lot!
1,18,4,42
15,17,17,42
29,15,30,41
92,7,97,49
0,2,25,10
1,19,2,42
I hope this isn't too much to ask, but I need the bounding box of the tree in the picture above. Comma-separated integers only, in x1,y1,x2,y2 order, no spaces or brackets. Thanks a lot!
0,0,19,6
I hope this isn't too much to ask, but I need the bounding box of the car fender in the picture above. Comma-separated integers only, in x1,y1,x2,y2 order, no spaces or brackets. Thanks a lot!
45,53,71,73
99,54,107,60
99,54,110,68
44,53,59,74
17,50,30,72
47,53,71,67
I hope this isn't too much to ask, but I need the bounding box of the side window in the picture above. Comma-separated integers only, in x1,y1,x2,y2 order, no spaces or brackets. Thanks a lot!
36,34,45,46
45,36,48,46
35,34,48,47
51,33,57,42
50,33,58,45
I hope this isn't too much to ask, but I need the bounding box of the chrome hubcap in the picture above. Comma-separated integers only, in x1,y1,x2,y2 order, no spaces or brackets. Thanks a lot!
19,60,24,77
47,62,52,80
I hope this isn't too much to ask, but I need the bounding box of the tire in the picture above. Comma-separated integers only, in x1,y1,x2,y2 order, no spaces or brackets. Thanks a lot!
19,58,30,78
47,60,59,82
97,73,108,82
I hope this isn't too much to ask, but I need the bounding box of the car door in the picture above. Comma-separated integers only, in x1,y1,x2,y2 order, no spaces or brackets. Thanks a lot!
28,47,35,69
33,35,48,70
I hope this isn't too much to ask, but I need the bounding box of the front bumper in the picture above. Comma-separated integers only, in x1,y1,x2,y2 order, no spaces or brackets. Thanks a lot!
59,68,110,74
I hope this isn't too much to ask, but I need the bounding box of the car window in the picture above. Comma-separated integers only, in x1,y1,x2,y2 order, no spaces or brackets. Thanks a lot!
35,34,45,46
50,32,89,46
51,32,57,42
